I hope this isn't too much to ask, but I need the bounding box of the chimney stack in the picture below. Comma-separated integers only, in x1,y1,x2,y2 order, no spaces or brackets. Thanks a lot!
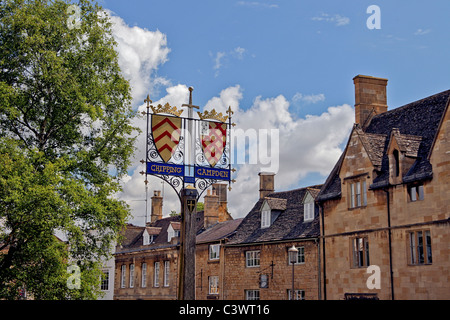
204,183,231,228
353,75,388,127
150,190,163,223
204,189,220,228
259,172,275,199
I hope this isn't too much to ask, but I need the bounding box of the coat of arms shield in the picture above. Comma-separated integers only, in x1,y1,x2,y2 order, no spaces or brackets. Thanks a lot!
200,121,227,167
151,114,182,163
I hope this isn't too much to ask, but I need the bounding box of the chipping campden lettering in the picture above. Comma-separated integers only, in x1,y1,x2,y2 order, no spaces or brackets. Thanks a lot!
147,162,184,176
195,167,230,180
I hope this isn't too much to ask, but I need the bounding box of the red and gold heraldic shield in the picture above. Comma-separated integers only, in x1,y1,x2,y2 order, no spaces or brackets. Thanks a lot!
201,121,227,167
151,114,182,163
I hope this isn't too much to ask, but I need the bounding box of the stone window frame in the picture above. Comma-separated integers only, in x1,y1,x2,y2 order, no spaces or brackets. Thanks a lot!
287,289,305,300
163,261,170,287
245,250,261,268
407,229,432,266
154,261,160,287
209,244,220,260
141,262,147,288
350,236,370,268
129,263,135,288
245,289,260,300
120,264,126,288
344,173,368,209
208,275,219,295
407,182,424,202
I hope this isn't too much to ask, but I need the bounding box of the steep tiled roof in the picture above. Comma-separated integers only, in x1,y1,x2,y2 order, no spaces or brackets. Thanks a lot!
227,186,322,245
264,197,287,211
318,89,450,200
116,211,205,253
196,218,243,244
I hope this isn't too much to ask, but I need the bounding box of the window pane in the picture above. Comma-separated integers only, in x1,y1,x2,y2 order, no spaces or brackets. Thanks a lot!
142,263,147,288
365,238,370,266
362,181,367,206
154,262,160,287
164,261,170,287
350,184,355,208
356,182,361,207
425,230,432,264
410,186,417,201
129,264,135,288
410,233,416,264
121,265,126,288
417,231,424,264
298,247,305,263
101,270,109,290
418,185,424,201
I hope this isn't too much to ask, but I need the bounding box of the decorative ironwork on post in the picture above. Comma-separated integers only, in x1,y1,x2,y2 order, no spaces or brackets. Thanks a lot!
142,87,235,201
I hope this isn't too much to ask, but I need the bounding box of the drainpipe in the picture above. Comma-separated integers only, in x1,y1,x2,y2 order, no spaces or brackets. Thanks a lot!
383,188,395,300
316,238,322,300
319,203,327,300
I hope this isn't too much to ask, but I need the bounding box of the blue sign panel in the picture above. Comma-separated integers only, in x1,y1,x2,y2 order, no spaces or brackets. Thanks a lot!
195,166,231,181
147,162,184,177
184,176,195,184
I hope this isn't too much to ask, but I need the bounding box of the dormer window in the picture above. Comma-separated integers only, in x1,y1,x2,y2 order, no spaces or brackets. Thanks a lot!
304,202,314,222
260,199,272,228
167,223,180,242
261,209,271,228
302,189,317,222
143,229,155,245
260,197,287,229
143,230,150,245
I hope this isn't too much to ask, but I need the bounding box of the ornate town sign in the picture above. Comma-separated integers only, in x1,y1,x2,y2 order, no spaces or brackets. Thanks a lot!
142,88,235,201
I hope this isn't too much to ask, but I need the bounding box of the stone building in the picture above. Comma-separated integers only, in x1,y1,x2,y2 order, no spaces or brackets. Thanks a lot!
195,217,243,300
113,184,235,300
317,75,450,300
223,173,323,300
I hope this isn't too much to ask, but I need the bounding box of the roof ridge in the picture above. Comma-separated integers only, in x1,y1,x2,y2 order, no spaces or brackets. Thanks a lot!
374,89,450,117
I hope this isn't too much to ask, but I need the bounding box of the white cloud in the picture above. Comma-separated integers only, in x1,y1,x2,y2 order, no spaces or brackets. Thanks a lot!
233,47,247,60
414,28,431,36
292,93,325,105
107,10,171,105
312,13,350,26
236,1,279,9
212,51,226,77
204,86,354,218
211,47,247,77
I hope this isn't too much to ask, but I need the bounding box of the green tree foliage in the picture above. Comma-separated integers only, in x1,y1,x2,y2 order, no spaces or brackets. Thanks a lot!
0,0,139,299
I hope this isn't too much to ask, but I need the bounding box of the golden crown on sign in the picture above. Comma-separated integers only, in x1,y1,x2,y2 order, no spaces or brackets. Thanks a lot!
197,108,229,123
151,102,183,117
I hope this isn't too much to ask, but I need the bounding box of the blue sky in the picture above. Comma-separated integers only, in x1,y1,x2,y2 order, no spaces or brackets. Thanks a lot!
100,0,450,221
102,0,450,112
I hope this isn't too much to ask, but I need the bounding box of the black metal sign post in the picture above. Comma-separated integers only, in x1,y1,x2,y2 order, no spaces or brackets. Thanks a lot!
142,87,235,300
178,186,198,300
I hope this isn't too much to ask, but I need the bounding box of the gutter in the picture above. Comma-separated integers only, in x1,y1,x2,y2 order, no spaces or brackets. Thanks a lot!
223,236,319,247
383,188,395,300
